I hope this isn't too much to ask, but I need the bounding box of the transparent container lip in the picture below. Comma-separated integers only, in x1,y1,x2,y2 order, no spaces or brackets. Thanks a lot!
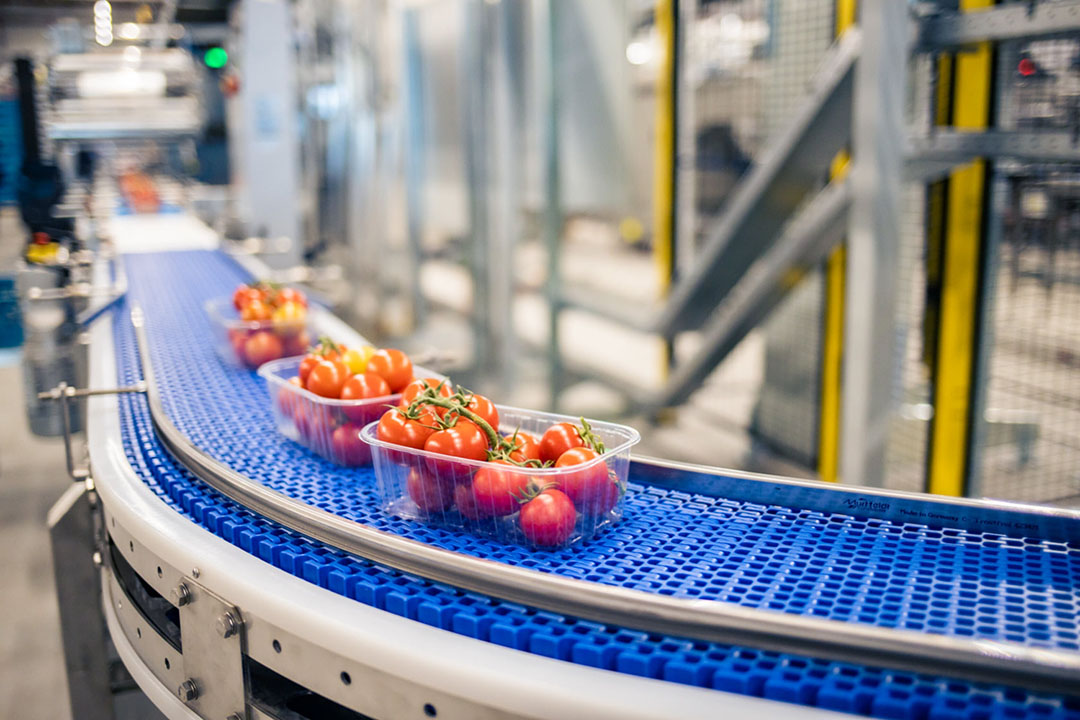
361,405,641,476
258,356,444,408
204,296,305,332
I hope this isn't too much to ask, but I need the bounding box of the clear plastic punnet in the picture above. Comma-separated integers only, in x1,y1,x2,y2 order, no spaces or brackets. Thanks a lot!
259,357,443,467
363,406,640,549
205,297,312,369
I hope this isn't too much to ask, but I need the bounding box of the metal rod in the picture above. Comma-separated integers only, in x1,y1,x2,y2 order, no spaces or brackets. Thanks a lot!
38,383,147,401
39,381,146,481
128,305,1080,694
58,382,77,480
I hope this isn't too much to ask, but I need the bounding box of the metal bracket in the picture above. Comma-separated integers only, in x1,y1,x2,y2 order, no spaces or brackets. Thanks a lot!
37,381,146,481
175,577,247,720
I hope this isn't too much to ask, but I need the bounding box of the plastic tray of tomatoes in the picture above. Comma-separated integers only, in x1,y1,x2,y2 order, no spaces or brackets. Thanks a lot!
205,297,311,369
260,349,441,467
363,405,640,549
205,283,313,369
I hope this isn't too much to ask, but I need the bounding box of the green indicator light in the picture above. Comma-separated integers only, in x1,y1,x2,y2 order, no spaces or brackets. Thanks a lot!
204,47,228,69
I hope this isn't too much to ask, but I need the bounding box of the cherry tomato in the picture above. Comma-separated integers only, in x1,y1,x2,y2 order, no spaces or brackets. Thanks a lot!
244,331,283,367
228,328,249,362
539,422,585,464
277,376,303,417
341,347,372,375
312,339,344,361
368,348,413,392
305,358,348,398
376,407,438,450
471,461,530,517
294,403,333,454
506,431,541,463
283,330,311,357
298,354,321,384
519,489,577,546
233,285,263,310
407,469,454,513
463,393,499,432
272,300,306,330
340,372,391,423
424,420,489,462
555,447,618,515
240,299,272,322
454,482,486,520
275,287,308,308
399,378,453,412
331,423,371,466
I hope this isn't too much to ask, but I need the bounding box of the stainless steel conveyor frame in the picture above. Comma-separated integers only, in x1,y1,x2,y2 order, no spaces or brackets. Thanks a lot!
130,304,1080,696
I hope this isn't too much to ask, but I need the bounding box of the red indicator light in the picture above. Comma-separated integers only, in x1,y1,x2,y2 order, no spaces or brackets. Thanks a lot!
1019,58,1036,77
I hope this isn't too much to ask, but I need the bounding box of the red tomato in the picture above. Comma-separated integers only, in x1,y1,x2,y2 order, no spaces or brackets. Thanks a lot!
228,328,249,362
506,431,541,463
340,372,391,423
309,339,344,362
368,348,413,392
399,377,453,410
471,461,530,517
294,403,333,454
463,393,499,432
240,299,272,322
233,285,263,310
454,482,485,520
555,447,618,515
283,330,311,357
519,489,577,546
305,359,348,398
539,423,585,464
424,420,489,462
331,423,371,466
298,354,320,384
376,407,438,450
244,331,283,368
277,376,303,417
275,287,308,308
407,469,453,513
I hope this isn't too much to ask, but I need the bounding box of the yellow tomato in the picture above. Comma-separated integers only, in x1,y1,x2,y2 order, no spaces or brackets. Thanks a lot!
271,301,306,330
341,345,376,375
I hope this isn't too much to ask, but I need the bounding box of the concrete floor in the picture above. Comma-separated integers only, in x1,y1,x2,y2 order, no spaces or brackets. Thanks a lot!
0,207,75,718
0,359,74,720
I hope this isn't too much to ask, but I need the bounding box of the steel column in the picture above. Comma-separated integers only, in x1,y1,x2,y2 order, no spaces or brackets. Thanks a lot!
541,0,563,410
840,0,908,487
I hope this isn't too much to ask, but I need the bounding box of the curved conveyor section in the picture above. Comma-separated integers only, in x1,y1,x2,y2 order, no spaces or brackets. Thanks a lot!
114,249,1080,716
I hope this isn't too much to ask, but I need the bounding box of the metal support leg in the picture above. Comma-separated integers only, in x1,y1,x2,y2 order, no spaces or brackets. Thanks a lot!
540,0,563,411
840,0,908,487
48,482,114,720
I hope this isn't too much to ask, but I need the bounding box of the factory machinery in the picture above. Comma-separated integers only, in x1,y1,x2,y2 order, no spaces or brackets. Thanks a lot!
40,217,1080,720
11,2,1077,718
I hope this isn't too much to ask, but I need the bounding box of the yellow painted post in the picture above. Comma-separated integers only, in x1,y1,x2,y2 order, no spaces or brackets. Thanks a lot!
652,0,677,383
928,0,994,496
653,0,675,295
817,0,857,483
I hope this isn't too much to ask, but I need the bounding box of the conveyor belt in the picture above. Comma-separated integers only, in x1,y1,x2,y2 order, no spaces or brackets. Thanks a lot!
112,249,1080,718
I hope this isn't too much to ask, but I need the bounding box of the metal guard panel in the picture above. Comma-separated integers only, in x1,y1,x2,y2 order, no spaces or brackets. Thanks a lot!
112,249,1080,717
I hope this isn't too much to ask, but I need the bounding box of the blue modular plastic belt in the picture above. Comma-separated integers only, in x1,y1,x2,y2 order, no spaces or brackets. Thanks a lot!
111,249,1080,719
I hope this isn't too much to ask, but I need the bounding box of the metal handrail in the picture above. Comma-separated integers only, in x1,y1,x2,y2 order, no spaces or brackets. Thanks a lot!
130,305,1080,694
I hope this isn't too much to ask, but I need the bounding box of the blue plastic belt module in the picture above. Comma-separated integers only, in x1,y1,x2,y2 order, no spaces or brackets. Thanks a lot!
114,250,1080,719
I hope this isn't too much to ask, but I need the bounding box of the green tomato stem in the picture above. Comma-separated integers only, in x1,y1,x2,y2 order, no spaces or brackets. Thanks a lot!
410,394,501,449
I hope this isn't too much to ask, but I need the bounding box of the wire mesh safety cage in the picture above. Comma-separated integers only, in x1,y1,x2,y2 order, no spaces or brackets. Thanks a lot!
969,33,1080,506
686,0,834,469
